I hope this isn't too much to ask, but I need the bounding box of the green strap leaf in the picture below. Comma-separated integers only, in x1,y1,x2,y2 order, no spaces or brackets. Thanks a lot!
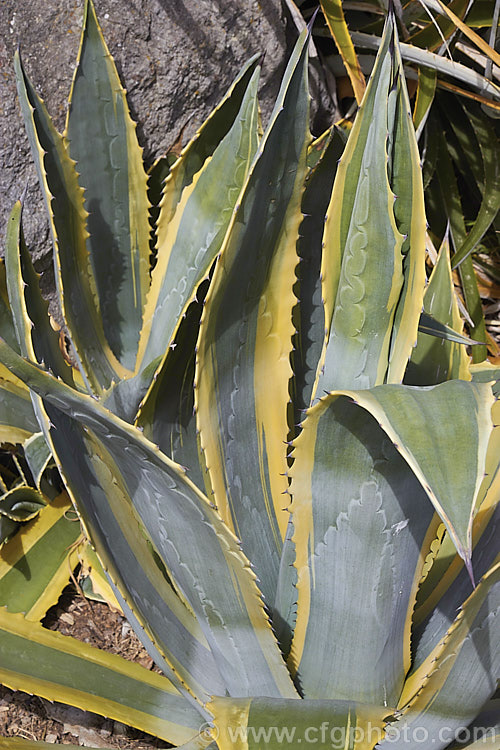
418,312,481,347
0,491,81,622
385,31,427,385
457,254,487,365
434,122,487,361
411,362,500,625
449,103,500,269
65,0,151,371
412,500,500,672
422,124,439,191
14,53,124,393
0,377,39,444
315,12,424,394
413,67,437,138
343,380,495,571
382,563,500,750
440,95,486,192
0,260,19,355
319,0,366,104
0,485,46,523
435,0,500,67
108,63,261,423
136,290,206,492
3,209,223,708
209,696,390,750
0,340,297,701
135,65,260,377
292,128,344,420
406,237,471,386
0,607,202,745
288,394,436,706
154,53,261,247
276,130,345,655
5,201,74,387
22,432,51,489
195,28,311,608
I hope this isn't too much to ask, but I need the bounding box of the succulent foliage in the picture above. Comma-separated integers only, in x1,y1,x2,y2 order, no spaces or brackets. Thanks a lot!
0,1,498,748
300,0,500,359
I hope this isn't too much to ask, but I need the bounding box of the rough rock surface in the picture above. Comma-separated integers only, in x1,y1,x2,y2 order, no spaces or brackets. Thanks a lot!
1,0,324,310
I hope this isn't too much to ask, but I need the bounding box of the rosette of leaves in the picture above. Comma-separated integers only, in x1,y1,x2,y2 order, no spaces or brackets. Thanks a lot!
0,1,498,748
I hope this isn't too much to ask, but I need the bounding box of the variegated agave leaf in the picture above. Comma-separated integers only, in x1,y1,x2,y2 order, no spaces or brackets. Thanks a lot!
0,490,82,621
107,54,262,423
65,0,151,373
0,339,298,703
0,1,498,748
0,255,38,444
0,239,79,620
405,234,471,386
195,24,311,607
313,10,426,397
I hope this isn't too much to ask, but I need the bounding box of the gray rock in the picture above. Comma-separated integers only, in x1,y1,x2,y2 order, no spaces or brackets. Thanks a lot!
0,0,334,314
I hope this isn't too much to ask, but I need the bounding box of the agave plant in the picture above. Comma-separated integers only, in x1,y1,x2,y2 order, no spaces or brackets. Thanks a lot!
0,261,113,617
0,275,85,618
0,1,498,748
290,0,500,359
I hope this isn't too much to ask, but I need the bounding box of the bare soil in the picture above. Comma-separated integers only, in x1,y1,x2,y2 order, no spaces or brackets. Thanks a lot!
1,585,172,748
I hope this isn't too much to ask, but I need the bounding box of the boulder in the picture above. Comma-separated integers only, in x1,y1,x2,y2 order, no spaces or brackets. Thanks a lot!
0,0,331,317
0,0,334,313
